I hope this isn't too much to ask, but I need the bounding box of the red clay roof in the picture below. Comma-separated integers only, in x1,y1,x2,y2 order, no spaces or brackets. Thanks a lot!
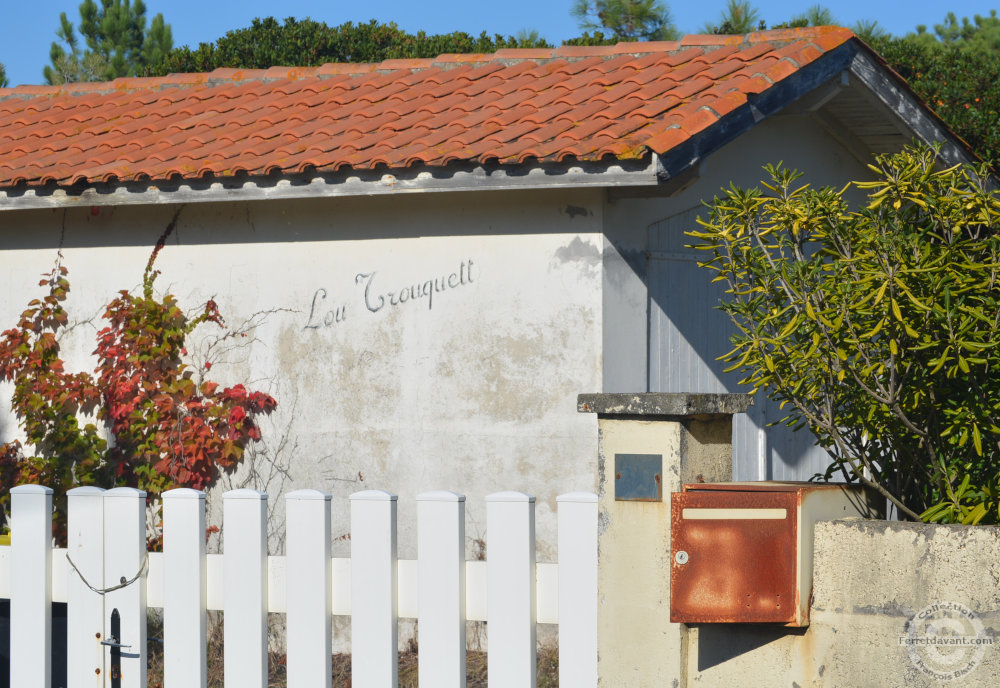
0,27,854,190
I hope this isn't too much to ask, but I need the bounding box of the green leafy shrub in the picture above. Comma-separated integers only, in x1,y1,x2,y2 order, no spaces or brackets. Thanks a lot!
146,17,551,75
690,145,1000,523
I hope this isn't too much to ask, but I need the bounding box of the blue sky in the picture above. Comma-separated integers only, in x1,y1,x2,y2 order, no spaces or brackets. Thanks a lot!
3,1,999,87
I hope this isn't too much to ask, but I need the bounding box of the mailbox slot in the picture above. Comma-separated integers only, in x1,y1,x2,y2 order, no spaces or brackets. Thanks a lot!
670,481,879,626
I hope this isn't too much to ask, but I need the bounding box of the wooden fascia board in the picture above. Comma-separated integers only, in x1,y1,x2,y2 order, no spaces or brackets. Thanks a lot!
845,50,978,168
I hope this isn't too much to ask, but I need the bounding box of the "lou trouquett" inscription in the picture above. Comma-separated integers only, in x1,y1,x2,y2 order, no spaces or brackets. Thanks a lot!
303,259,475,329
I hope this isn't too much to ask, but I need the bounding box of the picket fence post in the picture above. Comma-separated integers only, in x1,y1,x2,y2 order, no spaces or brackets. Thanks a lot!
10,485,53,688
350,490,398,688
285,489,333,688
102,487,148,688
223,489,268,688
486,491,537,688
163,488,207,688
416,491,466,688
66,486,106,688
557,491,599,687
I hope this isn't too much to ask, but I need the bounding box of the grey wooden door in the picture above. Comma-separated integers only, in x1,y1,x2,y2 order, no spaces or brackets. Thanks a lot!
647,208,832,481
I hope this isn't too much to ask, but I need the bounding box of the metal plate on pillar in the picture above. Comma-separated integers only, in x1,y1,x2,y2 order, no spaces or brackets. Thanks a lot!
614,454,662,501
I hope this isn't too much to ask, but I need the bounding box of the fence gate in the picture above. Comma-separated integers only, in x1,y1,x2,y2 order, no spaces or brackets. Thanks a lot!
69,486,148,688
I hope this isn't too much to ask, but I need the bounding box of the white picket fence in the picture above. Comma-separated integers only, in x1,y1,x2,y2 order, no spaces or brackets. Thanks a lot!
0,484,598,688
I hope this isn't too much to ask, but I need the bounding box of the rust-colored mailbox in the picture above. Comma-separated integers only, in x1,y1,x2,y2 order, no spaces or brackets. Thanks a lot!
670,482,880,626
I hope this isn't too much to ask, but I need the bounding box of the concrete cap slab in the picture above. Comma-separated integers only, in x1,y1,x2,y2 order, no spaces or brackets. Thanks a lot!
577,392,752,418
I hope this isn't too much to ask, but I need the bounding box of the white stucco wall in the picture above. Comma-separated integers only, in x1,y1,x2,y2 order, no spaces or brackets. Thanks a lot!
0,188,605,563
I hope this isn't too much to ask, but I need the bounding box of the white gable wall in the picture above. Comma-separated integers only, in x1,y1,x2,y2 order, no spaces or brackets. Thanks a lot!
604,113,875,481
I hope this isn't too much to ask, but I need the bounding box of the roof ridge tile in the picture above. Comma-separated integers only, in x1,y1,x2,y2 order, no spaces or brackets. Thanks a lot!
611,41,681,55
493,48,555,60
377,58,437,71
554,45,619,58
206,68,243,81
747,26,853,45
433,53,495,65
315,63,378,77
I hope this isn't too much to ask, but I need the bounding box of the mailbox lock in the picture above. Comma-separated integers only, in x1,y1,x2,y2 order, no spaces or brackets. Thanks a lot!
675,550,689,565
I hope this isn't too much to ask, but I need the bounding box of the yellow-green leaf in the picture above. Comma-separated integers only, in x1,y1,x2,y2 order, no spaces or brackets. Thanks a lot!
863,318,886,339
891,298,902,320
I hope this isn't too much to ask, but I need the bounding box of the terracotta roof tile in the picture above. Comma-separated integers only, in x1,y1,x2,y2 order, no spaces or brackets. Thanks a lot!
763,59,800,83
678,107,721,134
733,42,777,63
777,42,825,67
702,90,751,117
640,126,690,152
553,83,607,106
660,47,707,69
522,118,577,143
0,27,857,190
702,60,747,80
553,56,608,76
632,94,684,119
524,59,570,78
670,76,716,100
592,80,644,103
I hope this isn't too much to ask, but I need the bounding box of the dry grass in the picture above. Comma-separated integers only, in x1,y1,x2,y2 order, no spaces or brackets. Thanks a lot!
334,643,559,687
149,613,559,687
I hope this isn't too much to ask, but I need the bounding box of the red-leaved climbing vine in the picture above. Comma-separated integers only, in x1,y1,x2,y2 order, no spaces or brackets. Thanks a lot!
0,211,276,537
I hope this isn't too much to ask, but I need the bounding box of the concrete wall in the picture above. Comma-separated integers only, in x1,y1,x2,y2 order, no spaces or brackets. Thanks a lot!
0,188,605,563
588,398,998,687
685,520,1000,686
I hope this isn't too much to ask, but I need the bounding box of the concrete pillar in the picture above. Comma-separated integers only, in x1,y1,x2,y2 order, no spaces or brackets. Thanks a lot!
577,393,751,687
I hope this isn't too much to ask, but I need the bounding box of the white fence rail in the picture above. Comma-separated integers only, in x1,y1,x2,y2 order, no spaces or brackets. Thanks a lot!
0,485,598,688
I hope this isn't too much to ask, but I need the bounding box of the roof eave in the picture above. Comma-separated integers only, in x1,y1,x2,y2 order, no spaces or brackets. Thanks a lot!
0,156,660,211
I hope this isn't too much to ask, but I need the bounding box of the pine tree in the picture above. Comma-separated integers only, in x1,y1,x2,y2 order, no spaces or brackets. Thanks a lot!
704,0,763,35
44,0,172,84
571,0,679,41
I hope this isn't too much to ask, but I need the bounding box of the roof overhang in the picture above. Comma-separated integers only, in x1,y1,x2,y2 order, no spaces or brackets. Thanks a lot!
0,155,662,211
